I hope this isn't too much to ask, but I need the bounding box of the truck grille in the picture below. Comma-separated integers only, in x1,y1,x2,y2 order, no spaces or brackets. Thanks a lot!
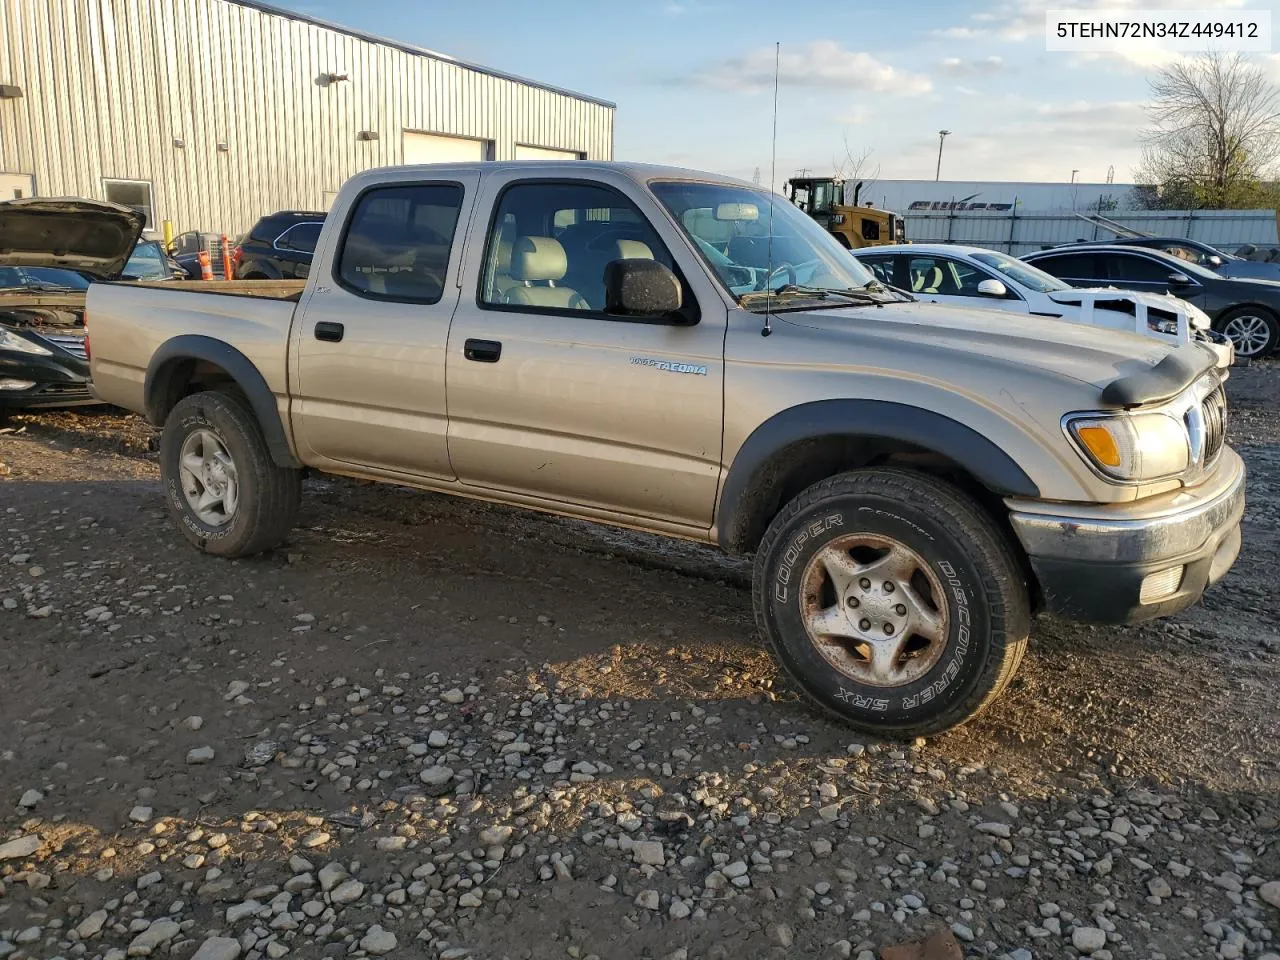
40,333,87,360
1199,385,1227,466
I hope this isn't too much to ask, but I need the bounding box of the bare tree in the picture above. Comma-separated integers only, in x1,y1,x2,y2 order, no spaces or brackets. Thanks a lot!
832,138,880,205
1134,52,1280,209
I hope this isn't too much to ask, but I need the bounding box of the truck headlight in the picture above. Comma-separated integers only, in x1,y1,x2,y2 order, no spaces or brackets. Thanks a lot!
0,327,53,356
1066,411,1190,481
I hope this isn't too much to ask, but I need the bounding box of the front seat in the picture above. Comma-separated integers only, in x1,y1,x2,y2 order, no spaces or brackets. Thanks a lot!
502,237,589,310
918,265,944,293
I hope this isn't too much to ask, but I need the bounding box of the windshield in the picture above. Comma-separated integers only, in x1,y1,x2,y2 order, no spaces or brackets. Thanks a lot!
15,267,92,290
123,241,172,280
649,180,883,307
969,250,1067,294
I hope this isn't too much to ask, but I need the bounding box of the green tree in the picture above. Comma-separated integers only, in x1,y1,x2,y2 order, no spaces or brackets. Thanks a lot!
1133,52,1280,210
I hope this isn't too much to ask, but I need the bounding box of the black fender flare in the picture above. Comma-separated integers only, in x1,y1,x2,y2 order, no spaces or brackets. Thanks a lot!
144,335,301,468
715,399,1040,552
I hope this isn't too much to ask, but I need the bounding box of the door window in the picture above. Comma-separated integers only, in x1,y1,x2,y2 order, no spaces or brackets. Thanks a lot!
906,256,991,295
479,181,676,314
335,183,464,303
1027,253,1098,282
275,222,323,253
1098,253,1170,283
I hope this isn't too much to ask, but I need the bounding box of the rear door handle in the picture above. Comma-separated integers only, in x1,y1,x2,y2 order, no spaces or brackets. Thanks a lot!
464,338,502,363
314,321,344,342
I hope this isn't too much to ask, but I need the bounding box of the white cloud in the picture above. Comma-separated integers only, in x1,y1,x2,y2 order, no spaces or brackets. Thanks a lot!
939,55,1006,76
890,98,1149,181
932,26,990,39
691,41,933,96
836,105,873,125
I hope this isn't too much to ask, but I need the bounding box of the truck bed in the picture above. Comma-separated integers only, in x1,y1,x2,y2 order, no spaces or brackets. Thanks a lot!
86,279,300,420
133,279,307,301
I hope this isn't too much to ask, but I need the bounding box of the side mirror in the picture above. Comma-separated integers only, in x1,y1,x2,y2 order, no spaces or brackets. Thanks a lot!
976,278,1008,297
1207,255,1223,267
1167,272,1192,286
604,259,683,318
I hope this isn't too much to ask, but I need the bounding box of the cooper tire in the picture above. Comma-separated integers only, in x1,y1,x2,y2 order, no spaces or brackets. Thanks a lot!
160,391,301,557
753,468,1030,737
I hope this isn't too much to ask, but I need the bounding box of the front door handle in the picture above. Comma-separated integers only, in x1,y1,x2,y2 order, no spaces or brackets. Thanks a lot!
314,321,344,342
464,338,502,363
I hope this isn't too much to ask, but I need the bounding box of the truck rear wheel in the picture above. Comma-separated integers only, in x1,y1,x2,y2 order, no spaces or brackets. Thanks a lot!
160,391,301,557
753,468,1029,737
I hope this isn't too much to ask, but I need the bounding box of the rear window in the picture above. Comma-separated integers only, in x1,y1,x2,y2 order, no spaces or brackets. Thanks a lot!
336,183,465,303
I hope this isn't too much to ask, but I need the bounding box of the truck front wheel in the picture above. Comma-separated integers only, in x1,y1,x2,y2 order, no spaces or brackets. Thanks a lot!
753,468,1030,737
160,391,301,557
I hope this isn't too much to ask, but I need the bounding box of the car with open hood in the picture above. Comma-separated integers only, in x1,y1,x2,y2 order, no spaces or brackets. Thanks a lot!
851,243,1232,367
1023,243,1280,359
0,197,144,412
80,162,1242,739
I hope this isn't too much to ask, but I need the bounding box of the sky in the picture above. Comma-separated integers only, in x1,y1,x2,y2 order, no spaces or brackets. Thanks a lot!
273,0,1280,187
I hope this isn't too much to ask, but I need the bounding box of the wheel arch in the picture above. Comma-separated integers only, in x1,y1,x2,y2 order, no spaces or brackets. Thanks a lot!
715,399,1041,555
144,335,301,468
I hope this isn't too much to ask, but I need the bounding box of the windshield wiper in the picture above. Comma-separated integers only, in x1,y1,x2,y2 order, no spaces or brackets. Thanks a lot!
25,282,81,292
739,284,883,308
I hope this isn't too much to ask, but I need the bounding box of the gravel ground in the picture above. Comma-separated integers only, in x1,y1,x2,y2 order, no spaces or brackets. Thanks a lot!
1,362,1277,960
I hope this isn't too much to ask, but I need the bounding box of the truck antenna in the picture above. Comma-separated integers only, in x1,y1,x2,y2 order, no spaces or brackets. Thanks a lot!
763,41,780,338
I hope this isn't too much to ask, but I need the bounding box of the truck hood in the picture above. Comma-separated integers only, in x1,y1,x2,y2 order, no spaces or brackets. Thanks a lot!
0,198,145,279
784,300,1196,394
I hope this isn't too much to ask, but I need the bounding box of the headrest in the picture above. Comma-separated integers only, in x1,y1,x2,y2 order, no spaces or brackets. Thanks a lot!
510,236,567,282
614,239,654,261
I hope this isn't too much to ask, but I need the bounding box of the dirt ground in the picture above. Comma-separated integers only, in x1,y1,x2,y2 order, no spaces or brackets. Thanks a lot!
1,362,1277,960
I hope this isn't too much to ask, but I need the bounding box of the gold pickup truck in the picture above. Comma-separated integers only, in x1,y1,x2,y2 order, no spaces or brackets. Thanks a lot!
65,162,1244,737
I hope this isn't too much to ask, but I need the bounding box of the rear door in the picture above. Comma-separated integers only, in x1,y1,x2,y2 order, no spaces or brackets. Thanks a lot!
444,174,726,529
290,173,479,479
1025,252,1102,288
273,221,324,279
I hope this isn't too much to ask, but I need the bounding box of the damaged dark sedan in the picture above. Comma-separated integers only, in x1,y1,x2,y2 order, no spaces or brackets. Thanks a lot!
0,198,143,412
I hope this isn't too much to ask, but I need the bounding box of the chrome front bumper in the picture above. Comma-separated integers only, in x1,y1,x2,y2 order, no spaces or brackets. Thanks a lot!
1006,448,1245,623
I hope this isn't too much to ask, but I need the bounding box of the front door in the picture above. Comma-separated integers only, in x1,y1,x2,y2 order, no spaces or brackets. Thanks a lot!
445,175,726,528
291,174,479,479
905,254,1027,314
1099,252,1209,309
0,173,34,200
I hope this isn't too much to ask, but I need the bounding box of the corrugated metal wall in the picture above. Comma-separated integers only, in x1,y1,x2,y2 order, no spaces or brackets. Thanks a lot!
907,210,1280,256
0,0,615,235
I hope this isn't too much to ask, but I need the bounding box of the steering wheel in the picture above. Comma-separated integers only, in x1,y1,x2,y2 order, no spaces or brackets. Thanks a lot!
762,262,796,291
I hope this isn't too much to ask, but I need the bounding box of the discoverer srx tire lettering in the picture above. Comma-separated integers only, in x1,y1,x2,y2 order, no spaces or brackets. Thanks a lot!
753,468,1030,738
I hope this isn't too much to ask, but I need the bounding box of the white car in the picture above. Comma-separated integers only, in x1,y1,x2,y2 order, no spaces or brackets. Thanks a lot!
852,244,1229,363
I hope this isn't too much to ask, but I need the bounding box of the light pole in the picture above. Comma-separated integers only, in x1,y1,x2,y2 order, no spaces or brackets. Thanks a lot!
935,130,951,181
1070,169,1079,183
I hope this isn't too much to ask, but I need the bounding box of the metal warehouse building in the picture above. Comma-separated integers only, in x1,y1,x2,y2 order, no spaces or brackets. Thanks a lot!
0,0,615,236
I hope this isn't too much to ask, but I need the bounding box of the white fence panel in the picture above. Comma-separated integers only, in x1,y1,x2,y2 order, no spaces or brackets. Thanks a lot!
905,209,1279,256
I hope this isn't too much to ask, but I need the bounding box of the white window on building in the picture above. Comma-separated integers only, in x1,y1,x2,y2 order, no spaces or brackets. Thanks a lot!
0,173,35,199
103,178,155,230
514,145,583,161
